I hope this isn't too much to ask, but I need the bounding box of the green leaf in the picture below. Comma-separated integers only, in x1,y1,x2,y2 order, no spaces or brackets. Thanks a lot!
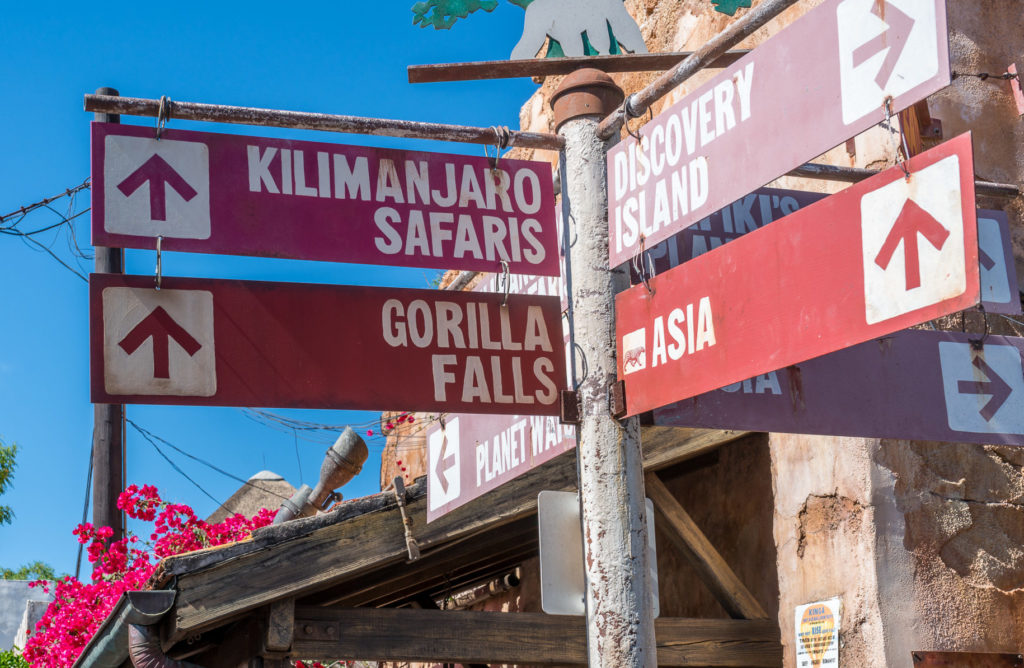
710,0,752,16
411,0,501,30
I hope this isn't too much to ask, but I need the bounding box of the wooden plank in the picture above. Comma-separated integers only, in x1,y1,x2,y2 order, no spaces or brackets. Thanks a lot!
165,427,748,644
407,51,751,83
290,608,781,667
646,472,769,621
264,598,294,653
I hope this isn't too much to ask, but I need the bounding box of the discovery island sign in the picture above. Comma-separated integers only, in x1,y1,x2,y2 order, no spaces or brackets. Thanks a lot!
92,122,559,275
617,135,980,416
91,274,565,415
608,0,950,267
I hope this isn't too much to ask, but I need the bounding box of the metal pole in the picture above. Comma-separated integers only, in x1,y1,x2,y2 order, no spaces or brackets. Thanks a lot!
552,70,656,667
597,0,799,139
84,94,565,152
92,86,125,542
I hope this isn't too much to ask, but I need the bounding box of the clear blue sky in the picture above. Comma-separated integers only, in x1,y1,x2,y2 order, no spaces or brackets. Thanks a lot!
0,0,538,577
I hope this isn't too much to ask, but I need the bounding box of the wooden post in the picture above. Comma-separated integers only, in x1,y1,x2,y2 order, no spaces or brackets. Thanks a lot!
91,86,125,542
552,69,657,667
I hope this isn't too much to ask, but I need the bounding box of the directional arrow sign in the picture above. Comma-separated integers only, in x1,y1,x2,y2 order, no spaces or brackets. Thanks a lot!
93,122,559,275
93,274,566,414
116,154,199,222
117,306,202,379
654,330,1024,447
607,0,950,267
435,430,456,494
873,198,950,291
616,135,979,416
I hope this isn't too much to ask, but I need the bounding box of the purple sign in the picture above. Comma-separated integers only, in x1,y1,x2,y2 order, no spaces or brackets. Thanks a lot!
607,0,951,267
655,330,1024,446
92,122,559,275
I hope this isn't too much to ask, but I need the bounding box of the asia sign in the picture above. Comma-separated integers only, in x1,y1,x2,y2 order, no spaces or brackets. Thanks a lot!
91,274,565,415
616,135,980,416
655,330,1024,447
607,0,951,266
91,122,559,274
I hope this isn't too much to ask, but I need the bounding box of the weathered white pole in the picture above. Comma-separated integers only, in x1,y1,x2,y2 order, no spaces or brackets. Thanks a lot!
551,69,656,667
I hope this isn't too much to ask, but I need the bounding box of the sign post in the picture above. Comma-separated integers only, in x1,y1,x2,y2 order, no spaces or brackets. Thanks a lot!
552,70,656,667
617,134,980,416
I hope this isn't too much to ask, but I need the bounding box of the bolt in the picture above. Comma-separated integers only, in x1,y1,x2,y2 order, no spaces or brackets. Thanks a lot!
327,625,336,636
304,624,314,635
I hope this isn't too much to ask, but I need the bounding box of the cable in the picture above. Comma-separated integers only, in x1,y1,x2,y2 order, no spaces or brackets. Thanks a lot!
75,441,95,580
129,420,228,511
127,419,292,503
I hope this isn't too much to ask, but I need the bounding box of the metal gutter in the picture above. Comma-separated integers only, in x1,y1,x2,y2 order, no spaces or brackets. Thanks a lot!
72,591,176,668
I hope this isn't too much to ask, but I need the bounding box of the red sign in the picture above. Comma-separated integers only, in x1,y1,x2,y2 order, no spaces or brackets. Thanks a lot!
91,274,566,415
92,122,559,275
616,135,980,416
607,0,950,267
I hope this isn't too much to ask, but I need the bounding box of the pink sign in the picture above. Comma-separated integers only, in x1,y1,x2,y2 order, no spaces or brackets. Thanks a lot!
92,122,559,275
607,0,950,267
617,135,979,416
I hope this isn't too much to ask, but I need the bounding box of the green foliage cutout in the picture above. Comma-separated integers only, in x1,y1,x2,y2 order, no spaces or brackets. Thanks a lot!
412,0,533,30
0,561,61,581
0,649,29,668
711,0,752,16
0,440,16,526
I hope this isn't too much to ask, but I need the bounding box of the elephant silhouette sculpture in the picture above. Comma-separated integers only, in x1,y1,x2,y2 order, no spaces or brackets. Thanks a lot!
510,0,648,59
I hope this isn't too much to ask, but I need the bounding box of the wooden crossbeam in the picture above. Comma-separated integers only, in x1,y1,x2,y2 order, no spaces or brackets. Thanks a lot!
164,427,750,645
407,51,750,83
646,472,769,620
290,607,781,667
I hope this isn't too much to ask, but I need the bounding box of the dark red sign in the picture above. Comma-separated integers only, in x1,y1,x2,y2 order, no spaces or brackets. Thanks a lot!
91,274,566,415
655,330,1024,446
92,122,559,275
607,0,951,267
616,135,980,416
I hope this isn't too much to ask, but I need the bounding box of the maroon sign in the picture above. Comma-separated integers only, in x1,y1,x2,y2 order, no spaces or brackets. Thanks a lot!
616,135,980,416
92,122,559,275
607,0,950,267
91,274,566,415
655,330,1024,446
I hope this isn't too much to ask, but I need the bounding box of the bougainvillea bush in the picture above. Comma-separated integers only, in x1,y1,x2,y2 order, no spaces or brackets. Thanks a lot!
22,485,274,668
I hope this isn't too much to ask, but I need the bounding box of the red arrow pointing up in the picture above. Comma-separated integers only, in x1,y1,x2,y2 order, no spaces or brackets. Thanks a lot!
874,198,950,290
851,1,916,90
118,306,202,379
435,431,456,494
957,355,1013,421
117,154,198,221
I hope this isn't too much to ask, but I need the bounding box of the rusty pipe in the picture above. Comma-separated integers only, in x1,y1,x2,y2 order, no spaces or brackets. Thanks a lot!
308,427,369,512
83,94,565,151
128,625,202,668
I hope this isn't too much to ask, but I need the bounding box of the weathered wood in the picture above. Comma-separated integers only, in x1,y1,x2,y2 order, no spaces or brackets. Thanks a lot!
263,598,294,653
407,50,750,83
307,515,537,608
289,608,781,667
646,472,769,621
164,427,748,644
194,617,263,668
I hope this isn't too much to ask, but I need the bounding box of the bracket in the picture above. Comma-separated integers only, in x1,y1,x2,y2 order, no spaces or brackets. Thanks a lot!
393,476,421,561
610,380,627,419
559,389,580,425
